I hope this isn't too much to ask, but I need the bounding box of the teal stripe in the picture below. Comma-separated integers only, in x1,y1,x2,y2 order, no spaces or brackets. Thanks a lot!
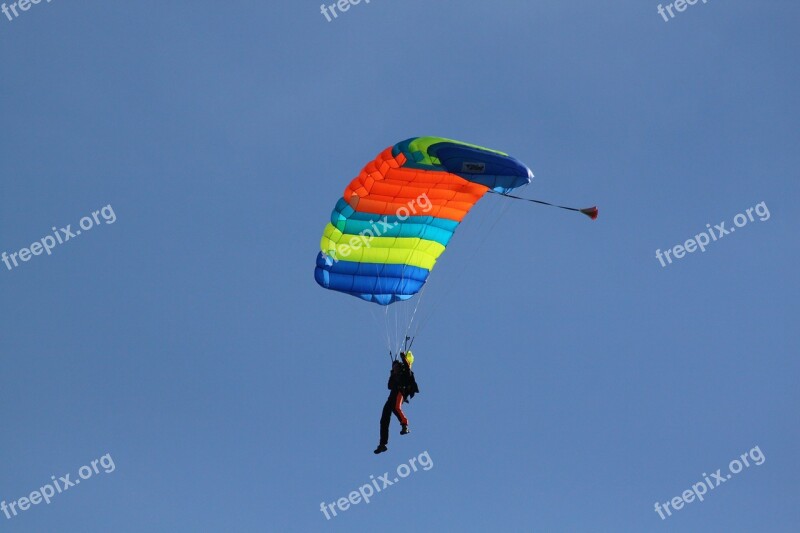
337,219,455,246
329,197,459,247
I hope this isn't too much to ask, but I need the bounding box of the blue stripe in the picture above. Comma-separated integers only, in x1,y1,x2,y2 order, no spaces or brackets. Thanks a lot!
429,142,533,193
314,252,429,305
392,138,533,193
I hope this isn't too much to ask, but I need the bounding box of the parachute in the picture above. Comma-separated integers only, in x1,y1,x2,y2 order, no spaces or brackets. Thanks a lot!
314,137,534,305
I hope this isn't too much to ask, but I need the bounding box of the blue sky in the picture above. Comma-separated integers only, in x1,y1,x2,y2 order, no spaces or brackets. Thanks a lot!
1,1,798,531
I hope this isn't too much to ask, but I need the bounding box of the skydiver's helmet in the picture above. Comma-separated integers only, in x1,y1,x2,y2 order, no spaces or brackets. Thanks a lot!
402,351,414,369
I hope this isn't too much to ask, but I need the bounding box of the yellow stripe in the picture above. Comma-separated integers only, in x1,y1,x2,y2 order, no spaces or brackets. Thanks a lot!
320,223,445,270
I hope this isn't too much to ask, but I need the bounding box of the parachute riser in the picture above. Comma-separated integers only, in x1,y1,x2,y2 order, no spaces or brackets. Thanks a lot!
389,336,415,363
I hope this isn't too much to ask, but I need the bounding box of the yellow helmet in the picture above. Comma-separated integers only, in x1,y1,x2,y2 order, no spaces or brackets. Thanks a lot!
404,351,414,368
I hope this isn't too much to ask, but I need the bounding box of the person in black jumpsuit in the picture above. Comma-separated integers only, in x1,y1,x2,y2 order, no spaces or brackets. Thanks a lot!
374,353,418,454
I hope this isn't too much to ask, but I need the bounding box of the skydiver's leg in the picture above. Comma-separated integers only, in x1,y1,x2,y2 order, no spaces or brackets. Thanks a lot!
379,396,393,446
393,392,408,426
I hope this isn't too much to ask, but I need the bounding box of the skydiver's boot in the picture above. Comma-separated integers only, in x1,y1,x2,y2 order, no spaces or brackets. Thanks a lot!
400,424,410,435
373,444,388,454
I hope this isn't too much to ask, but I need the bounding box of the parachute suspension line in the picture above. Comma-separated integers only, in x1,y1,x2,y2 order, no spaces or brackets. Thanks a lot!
370,306,391,355
404,228,425,329
402,278,429,348
410,199,495,339
397,181,490,345
384,306,392,358
403,301,410,353
390,304,399,356
395,276,403,354
394,302,400,351
390,222,427,354
487,190,598,220
413,194,515,337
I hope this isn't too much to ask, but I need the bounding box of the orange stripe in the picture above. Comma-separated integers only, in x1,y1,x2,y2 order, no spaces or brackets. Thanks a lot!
342,147,489,223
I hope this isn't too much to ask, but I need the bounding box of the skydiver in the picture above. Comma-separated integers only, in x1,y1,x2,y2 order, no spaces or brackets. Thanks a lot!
374,351,419,454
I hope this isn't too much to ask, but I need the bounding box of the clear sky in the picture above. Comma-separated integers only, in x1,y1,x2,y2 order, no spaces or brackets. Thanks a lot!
1,1,798,531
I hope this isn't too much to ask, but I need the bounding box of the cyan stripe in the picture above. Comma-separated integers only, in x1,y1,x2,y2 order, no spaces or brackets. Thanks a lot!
330,197,458,247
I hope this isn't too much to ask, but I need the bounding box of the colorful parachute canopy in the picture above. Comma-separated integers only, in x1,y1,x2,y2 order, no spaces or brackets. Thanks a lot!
314,137,533,305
